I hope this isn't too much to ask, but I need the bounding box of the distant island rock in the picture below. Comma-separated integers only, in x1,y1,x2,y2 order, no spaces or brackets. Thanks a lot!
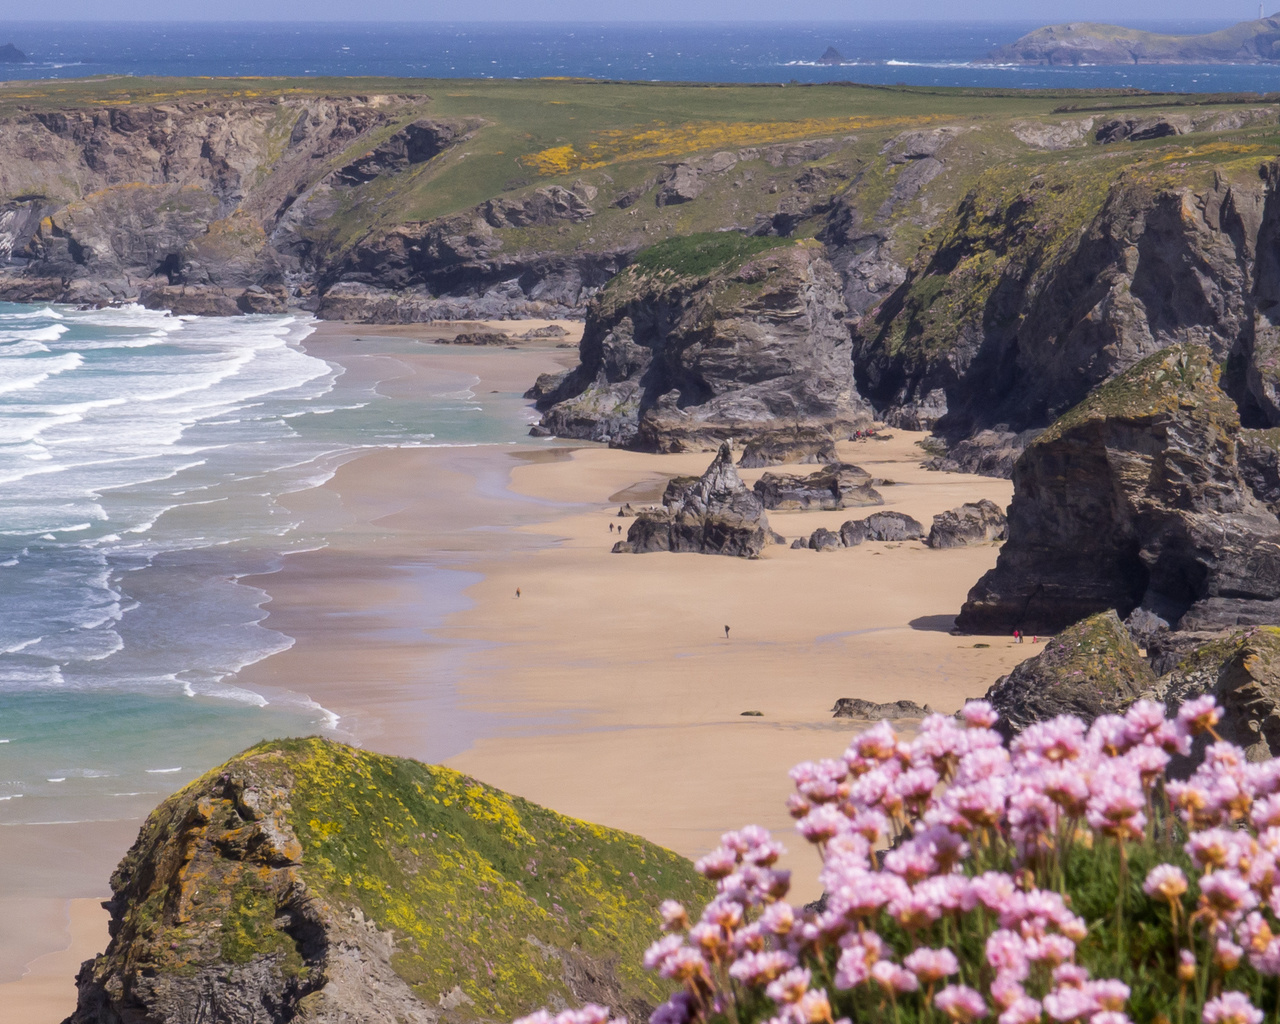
818,46,845,64
0,43,26,63
987,13,1280,64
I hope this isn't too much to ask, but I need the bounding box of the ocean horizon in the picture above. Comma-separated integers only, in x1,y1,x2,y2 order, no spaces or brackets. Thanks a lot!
0,19,1279,92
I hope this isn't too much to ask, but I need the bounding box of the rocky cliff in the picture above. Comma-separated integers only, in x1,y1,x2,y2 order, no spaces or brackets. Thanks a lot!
956,344,1280,635
987,16,1280,66
64,737,708,1024
533,234,869,450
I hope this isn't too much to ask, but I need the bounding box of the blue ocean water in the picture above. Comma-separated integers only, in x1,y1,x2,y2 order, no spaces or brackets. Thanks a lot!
1,20,1280,93
0,305,542,829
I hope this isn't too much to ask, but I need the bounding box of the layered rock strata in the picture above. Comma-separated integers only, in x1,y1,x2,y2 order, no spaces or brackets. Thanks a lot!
752,463,882,511
958,345,1280,635
534,238,871,452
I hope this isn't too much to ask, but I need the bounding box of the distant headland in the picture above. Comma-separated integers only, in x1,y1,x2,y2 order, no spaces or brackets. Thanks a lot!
986,13,1280,65
0,44,26,63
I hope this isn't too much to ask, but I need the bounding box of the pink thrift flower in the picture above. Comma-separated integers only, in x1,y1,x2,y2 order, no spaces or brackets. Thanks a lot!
1042,984,1098,1022
798,804,849,844
936,985,988,1023
1200,871,1258,918
793,990,832,1024
997,997,1043,1024
759,900,795,935
729,950,797,985
695,847,737,880
903,946,959,984
1086,980,1129,1011
650,993,696,1024
870,960,919,993
1051,964,1089,987
962,700,999,728
1143,864,1189,901
765,967,811,1005
1202,991,1263,1024
643,935,684,972
1090,1015,1131,1024
1179,695,1223,736
659,900,688,932
659,947,711,983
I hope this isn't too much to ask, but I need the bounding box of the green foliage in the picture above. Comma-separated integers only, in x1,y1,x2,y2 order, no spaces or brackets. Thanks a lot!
270,738,711,1019
631,233,793,278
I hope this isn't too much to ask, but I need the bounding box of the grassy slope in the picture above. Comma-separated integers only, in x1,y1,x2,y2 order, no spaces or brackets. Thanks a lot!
118,737,712,1019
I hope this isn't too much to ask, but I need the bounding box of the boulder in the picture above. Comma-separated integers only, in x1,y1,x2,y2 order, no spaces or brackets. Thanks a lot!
614,444,776,557
449,331,510,345
957,345,1280,634
831,698,933,719
838,519,869,547
982,611,1156,739
63,738,708,1024
808,527,842,551
656,163,703,206
738,430,841,468
861,511,925,541
752,463,881,511
926,499,1008,549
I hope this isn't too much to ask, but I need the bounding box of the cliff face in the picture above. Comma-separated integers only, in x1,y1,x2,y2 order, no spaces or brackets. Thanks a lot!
956,344,1280,635
65,738,708,1024
854,161,1280,445
534,236,870,451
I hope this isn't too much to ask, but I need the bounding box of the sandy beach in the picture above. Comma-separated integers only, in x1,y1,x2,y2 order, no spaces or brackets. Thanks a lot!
0,319,1031,1018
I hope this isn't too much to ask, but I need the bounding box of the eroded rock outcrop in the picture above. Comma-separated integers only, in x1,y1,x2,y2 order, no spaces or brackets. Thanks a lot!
982,611,1156,739
65,738,708,1024
752,463,882,511
831,697,933,719
957,345,1280,635
737,430,841,468
614,443,778,557
927,499,1008,549
534,235,872,452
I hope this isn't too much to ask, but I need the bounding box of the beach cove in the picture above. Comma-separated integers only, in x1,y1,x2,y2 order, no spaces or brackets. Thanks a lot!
0,319,1026,1022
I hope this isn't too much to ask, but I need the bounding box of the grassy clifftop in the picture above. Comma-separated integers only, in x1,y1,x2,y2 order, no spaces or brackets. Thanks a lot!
82,737,711,1023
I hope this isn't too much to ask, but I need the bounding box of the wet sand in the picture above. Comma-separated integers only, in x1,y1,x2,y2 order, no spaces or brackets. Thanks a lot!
0,320,1031,1016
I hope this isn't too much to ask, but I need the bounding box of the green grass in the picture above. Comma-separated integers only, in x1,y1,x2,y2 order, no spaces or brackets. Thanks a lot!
630,232,792,277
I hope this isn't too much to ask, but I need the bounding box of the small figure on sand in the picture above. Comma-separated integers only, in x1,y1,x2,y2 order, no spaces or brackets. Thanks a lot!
515,587,521,599
724,625,730,639
1014,629,1022,644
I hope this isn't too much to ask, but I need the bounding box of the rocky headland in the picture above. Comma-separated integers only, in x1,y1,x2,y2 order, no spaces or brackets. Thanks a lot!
63,737,708,1024
987,15,1280,66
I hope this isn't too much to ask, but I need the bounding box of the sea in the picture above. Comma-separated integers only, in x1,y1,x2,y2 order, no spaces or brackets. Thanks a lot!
3,19,1280,93
0,305,544,831
1,17,1279,834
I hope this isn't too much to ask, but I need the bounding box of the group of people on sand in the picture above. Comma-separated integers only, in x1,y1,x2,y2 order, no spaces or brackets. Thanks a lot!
1012,629,1039,644
852,428,880,440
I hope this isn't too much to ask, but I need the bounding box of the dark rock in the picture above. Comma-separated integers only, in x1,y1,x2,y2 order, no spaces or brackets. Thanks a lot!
1146,626,1280,762
957,344,1280,635
753,463,881,510
808,527,842,551
449,331,510,345
0,44,26,62
860,511,925,541
818,47,845,64
831,698,933,719
139,283,288,316
791,538,807,549
332,118,481,185
536,243,872,451
982,610,1156,739
838,519,869,547
615,444,776,557
656,164,703,206
524,369,572,401
520,324,569,338
922,428,1044,479
738,430,840,468
617,503,637,517
1239,427,1280,512
926,499,1008,549
1095,116,1188,144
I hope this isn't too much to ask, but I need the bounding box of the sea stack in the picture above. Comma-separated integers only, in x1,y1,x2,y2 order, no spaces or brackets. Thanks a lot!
818,46,845,64
0,43,26,62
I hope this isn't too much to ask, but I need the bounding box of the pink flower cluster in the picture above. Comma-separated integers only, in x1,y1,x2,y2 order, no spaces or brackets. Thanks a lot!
637,696,1280,1024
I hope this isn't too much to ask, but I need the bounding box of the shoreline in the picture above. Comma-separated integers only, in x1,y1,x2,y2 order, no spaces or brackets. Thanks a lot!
0,318,1029,1018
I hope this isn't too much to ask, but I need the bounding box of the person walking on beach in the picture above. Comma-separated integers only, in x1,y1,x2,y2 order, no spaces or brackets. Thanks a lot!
724,625,730,639
515,587,521,599
1014,629,1022,644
